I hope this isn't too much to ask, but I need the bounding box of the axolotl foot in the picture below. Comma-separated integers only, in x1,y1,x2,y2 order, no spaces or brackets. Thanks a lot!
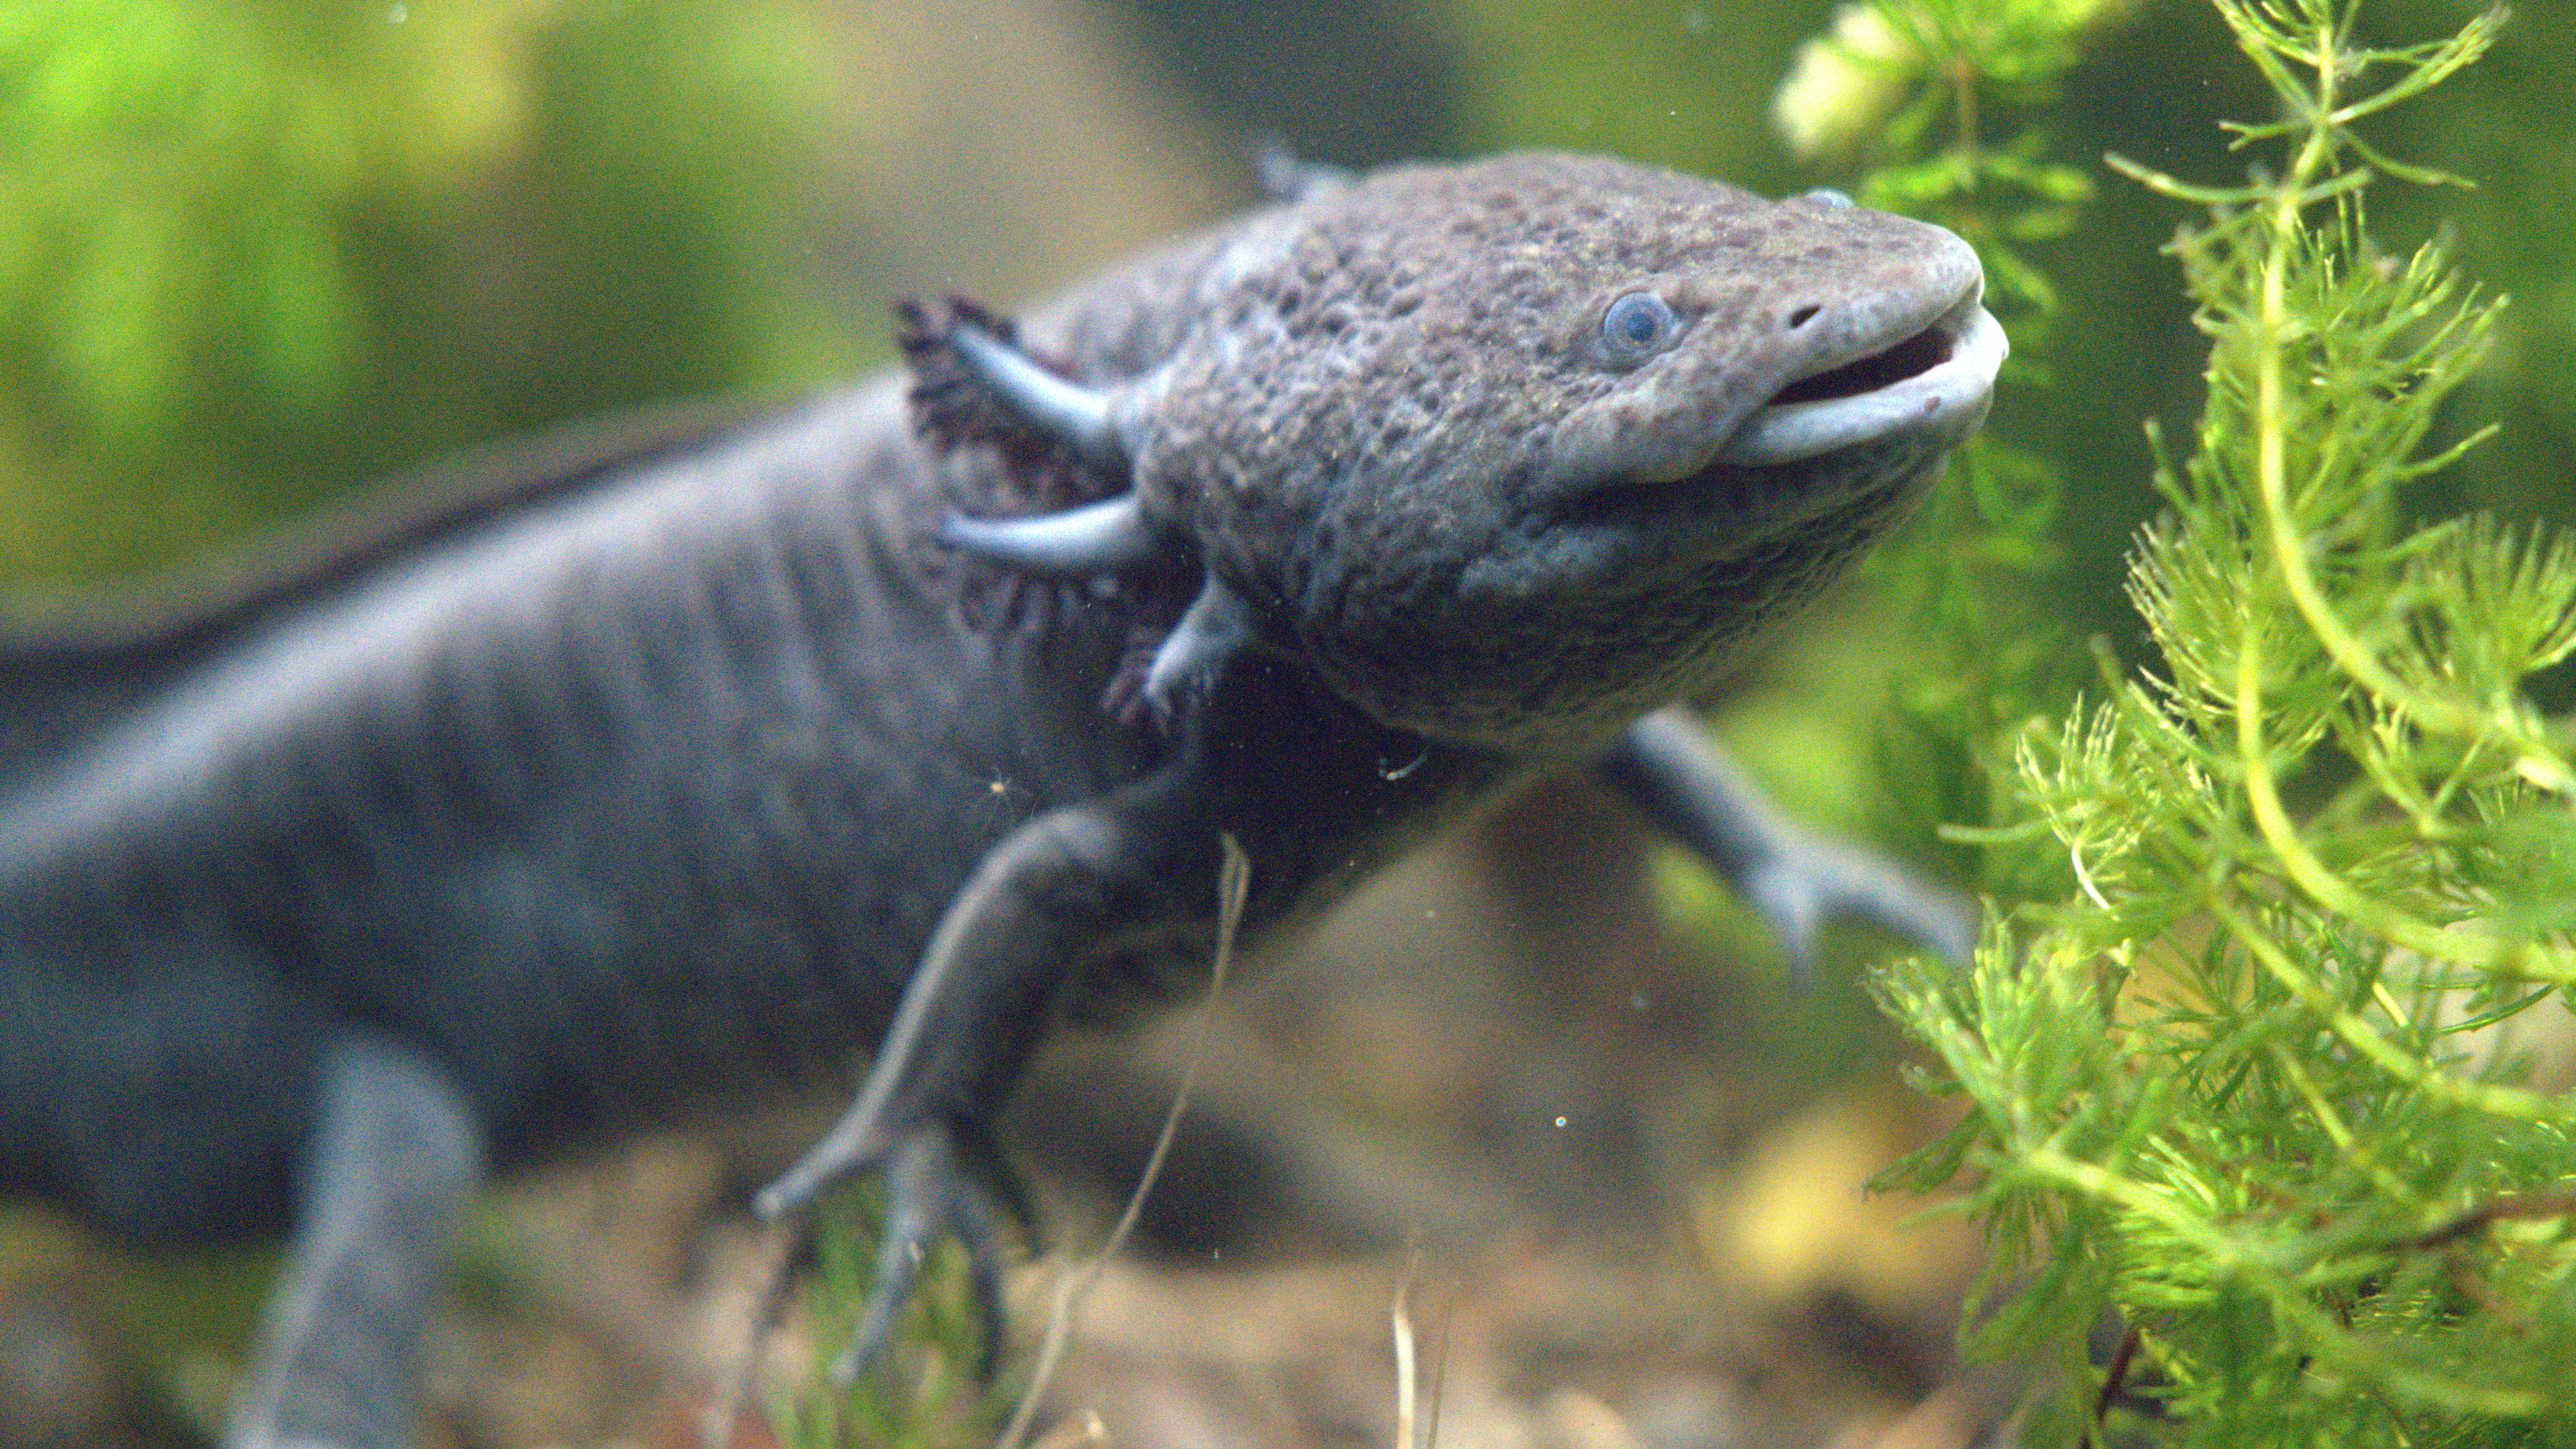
803,1120,1036,1383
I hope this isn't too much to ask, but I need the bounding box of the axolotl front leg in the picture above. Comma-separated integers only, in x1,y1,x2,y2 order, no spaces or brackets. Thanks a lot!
748,631,1513,1381
750,766,1235,1380
1600,707,1979,976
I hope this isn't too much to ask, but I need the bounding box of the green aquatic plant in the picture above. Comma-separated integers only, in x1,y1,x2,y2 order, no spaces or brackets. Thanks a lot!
1858,0,2576,1441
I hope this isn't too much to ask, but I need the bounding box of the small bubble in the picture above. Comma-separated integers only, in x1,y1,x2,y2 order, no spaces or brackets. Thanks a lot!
1629,992,1649,1012
1681,4,1708,32
385,1,406,20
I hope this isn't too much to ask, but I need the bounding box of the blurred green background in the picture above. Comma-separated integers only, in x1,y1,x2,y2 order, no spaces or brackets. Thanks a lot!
2,0,2566,634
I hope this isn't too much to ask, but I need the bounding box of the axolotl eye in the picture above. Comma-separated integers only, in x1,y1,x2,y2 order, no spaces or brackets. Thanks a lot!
1599,291,1680,363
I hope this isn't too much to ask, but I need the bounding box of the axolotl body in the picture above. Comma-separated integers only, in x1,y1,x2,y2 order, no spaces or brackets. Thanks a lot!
0,152,2002,1445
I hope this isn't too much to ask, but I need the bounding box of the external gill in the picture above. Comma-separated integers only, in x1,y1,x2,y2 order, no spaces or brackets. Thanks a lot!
944,325,1129,470
921,318,1257,716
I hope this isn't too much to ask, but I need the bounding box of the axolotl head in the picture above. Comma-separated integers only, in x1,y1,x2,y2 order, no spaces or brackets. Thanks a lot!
939,151,2005,757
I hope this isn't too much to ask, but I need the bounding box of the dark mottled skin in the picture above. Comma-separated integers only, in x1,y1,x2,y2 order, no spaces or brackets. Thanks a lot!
1129,154,1977,750
0,151,1989,1441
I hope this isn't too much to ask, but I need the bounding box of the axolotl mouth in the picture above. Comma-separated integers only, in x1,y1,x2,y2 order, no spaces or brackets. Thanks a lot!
1547,285,2005,532
1716,289,2008,468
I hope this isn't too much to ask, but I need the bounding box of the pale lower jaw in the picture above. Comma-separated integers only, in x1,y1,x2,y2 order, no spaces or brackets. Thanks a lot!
1715,297,2008,468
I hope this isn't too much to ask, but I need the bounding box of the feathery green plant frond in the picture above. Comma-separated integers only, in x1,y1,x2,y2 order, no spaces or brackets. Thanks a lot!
1873,0,2576,1442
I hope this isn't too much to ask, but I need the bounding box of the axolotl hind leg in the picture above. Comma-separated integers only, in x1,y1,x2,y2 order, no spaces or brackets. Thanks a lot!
227,1031,482,1449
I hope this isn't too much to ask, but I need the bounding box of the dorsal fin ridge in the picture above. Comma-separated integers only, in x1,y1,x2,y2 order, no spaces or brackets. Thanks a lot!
0,389,802,663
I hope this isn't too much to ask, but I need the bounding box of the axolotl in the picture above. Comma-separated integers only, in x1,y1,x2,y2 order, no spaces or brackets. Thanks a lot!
0,151,2002,1445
